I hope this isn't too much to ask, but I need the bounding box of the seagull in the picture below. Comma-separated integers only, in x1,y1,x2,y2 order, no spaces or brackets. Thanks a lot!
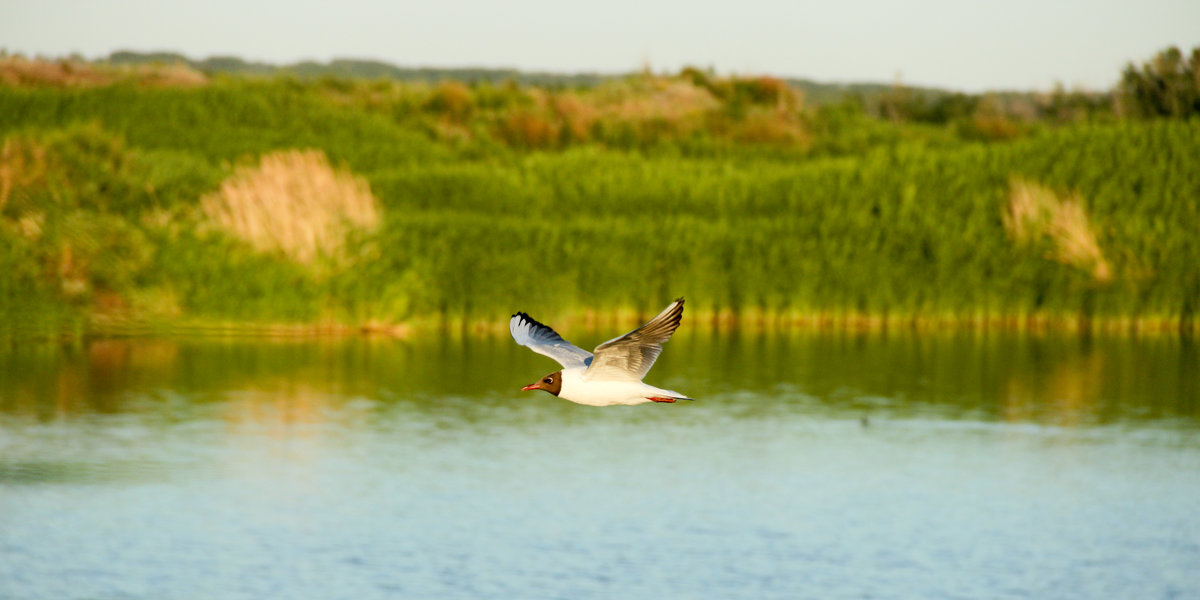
510,298,693,406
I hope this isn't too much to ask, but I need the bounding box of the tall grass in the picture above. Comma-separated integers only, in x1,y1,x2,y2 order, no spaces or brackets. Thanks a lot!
0,83,455,171
202,149,380,266
1,76,1198,335
1005,178,1111,282
360,120,1200,326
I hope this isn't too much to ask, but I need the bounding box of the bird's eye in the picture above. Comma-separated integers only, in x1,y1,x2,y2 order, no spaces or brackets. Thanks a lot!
544,377,553,384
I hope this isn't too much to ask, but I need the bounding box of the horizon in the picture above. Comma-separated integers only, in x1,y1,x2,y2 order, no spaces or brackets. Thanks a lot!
3,0,1196,94
10,48,1009,94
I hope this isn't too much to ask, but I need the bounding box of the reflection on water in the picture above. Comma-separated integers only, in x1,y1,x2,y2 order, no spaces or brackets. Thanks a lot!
3,331,1198,425
0,332,1198,600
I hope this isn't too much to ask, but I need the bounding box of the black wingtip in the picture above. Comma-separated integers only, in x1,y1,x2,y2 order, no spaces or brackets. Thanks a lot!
513,311,540,323
512,311,540,323
511,311,556,335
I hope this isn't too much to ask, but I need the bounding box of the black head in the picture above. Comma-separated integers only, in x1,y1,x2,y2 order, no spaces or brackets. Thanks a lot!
520,370,562,396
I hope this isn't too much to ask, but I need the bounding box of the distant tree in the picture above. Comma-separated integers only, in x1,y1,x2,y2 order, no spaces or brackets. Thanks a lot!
678,66,713,89
915,93,979,124
425,81,474,122
108,50,191,66
1118,45,1200,118
1042,84,1112,123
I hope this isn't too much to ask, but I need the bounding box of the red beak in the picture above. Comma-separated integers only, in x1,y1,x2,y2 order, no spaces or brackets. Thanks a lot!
521,383,540,391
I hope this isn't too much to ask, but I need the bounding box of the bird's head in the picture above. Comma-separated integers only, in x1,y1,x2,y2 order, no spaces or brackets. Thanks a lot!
521,371,562,396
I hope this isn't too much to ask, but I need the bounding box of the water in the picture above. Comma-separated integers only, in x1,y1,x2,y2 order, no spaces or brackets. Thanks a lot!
1,331,1198,599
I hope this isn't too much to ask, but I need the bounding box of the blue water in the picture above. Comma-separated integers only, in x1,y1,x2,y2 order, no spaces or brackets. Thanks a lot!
1,333,1198,599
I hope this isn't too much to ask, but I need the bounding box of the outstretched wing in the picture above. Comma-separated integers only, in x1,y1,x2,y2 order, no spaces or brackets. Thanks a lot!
586,298,684,381
510,312,593,369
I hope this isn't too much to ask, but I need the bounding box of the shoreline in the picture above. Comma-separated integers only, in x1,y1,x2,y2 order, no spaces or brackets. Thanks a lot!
2,310,1195,343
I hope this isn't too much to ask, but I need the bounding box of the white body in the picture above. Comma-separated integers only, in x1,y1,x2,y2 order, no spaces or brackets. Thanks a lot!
558,367,688,406
511,299,692,406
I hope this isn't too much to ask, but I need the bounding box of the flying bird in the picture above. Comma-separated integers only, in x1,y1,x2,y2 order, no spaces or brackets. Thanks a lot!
510,298,693,406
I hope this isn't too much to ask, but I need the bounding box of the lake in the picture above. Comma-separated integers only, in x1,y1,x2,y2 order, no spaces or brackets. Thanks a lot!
1,330,1198,599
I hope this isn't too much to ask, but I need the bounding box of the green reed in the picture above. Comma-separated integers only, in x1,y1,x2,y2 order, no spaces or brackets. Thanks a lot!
0,81,1197,335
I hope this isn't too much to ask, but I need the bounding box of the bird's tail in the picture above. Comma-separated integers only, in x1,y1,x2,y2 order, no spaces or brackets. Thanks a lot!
655,388,694,402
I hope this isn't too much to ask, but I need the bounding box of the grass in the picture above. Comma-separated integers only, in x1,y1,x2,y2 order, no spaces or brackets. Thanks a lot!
201,149,380,266
1005,178,1112,283
0,69,1198,338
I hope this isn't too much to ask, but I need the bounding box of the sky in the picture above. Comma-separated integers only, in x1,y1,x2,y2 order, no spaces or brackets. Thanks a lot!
2,0,1197,92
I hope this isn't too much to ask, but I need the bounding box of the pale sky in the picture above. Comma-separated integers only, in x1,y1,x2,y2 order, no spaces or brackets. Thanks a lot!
2,0,1197,92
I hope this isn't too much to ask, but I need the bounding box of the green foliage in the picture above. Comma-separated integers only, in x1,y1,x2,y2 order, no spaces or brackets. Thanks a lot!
0,67,1198,334
1119,45,1200,118
357,121,1200,324
1,125,186,309
0,82,454,171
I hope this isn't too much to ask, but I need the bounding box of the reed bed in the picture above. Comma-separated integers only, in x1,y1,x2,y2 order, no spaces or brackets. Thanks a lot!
0,79,1198,336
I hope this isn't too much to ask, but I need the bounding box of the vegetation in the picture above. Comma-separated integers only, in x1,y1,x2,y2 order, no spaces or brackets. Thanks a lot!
1118,46,1200,119
201,149,380,266
1,47,1198,338
101,50,927,105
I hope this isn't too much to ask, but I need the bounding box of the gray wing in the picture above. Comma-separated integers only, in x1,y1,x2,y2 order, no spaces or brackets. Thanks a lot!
510,311,593,369
586,298,684,381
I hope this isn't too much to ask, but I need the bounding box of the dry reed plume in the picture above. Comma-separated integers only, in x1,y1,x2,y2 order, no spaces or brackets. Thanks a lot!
202,149,380,265
1005,178,1112,282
